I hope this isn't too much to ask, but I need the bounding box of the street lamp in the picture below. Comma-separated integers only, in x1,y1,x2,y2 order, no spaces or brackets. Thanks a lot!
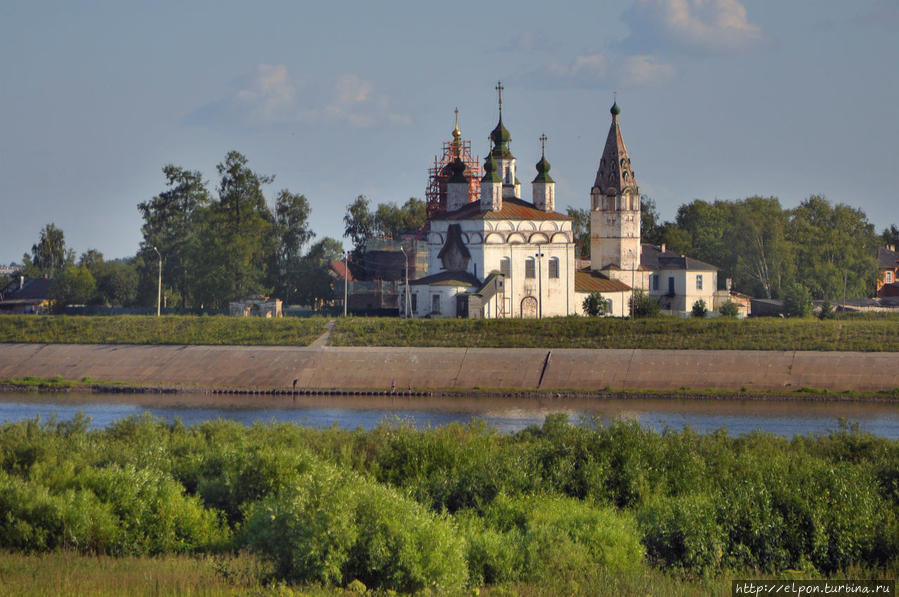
628,248,636,319
401,245,412,318
152,246,162,317
344,251,349,317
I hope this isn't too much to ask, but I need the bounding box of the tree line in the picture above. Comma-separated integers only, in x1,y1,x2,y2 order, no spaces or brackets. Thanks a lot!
570,195,895,301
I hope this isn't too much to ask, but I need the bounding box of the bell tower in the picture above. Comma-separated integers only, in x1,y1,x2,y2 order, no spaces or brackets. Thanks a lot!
590,101,641,273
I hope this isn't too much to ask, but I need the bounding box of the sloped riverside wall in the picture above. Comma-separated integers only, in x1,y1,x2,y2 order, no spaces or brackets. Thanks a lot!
2,343,898,394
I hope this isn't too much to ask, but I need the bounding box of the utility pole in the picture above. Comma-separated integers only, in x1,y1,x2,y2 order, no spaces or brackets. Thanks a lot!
401,246,411,318
344,251,349,317
152,246,162,317
535,248,544,319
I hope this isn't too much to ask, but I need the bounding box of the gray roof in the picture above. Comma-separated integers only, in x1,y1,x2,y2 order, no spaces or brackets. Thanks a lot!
641,244,718,272
877,247,899,269
409,270,481,287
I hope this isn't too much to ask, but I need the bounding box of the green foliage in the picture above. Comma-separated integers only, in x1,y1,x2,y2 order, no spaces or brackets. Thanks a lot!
50,265,96,311
691,299,708,318
242,459,468,592
641,195,663,245
718,300,739,317
22,223,73,279
0,315,327,346
566,207,590,258
630,289,661,318
343,195,374,255
818,300,834,320
783,283,812,318
0,411,897,590
582,291,607,316
325,315,899,351
373,197,426,240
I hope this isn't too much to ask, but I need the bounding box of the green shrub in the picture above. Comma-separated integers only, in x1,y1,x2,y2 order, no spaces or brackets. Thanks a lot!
582,291,607,316
638,492,725,576
783,284,812,318
691,299,708,318
630,290,662,318
242,459,468,592
718,300,740,317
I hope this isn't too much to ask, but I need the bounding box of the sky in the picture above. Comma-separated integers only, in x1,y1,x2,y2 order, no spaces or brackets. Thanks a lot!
1,0,897,265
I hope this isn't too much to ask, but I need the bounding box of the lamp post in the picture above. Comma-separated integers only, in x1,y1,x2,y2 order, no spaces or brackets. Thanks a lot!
628,248,636,319
152,246,162,317
344,251,349,317
401,245,412,318
535,247,544,319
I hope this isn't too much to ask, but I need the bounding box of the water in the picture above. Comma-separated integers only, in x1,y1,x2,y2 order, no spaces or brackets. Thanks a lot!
1,392,898,438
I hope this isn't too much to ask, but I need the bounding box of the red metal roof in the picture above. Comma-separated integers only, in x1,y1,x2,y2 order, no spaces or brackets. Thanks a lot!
431,197,570,222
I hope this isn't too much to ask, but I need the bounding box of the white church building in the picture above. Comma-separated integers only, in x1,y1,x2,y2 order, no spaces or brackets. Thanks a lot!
400,85,721,318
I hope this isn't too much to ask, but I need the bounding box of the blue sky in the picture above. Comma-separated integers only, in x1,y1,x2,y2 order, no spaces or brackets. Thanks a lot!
2,0,897,264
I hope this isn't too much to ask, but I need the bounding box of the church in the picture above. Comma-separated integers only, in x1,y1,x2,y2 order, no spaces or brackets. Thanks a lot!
399,84,722,318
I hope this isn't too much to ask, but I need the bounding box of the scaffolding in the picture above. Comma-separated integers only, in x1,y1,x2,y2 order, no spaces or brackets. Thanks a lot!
426,137,483,219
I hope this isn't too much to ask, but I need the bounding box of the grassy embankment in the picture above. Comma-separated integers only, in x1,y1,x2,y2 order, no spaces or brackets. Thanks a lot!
0,314,327,346
0,415,896,595
329,315,899,351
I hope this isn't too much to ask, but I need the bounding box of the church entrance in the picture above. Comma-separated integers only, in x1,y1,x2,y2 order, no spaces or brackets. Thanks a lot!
520,296,537,318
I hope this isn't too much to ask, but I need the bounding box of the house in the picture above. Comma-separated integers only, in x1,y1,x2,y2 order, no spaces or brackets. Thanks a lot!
228,295,282,317
400,85,722,318
0,277,52,314
876,245,899,297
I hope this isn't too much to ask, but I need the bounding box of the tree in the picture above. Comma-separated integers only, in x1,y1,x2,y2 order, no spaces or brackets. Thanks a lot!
881,224,899,249
630,289,661,318
78,249,104,271
194,152,275,307
373,198,426,240
50,265,96,311
92,260,138,306
296,237,344,308
138,165,210,307
344,195,375,255
641,196,664,245
23,223,72,278
691,299,708,318
782,283,812,318
731,197,794,299
566,207,590,258
582,291,607,316
787,195,879,300
271,190,313,303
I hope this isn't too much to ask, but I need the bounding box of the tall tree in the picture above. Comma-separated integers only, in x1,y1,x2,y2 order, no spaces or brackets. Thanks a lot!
730,197,794,298
640,196,664,245
195,151,275,307
296,237,344,308
882,224,899,249
138,165,210,307
566,207,590,258
22,223,72,278
787,195,879,300
50,265,96,312
344,195,374,255
271,190,313,303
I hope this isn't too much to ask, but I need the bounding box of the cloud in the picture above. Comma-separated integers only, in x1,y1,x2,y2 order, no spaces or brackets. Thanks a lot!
618,54,676,85
525,51,674,88
186,65,409,129
499,30,555,53
622,0,763,53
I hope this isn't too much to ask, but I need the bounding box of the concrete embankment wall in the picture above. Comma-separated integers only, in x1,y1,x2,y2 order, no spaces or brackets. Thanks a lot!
2,343,899,393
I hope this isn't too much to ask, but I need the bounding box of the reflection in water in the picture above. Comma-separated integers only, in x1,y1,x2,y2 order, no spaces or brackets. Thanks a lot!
0,392,897,438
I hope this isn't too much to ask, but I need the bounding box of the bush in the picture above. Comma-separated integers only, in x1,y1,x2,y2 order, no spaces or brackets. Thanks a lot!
718,300,739,317
638,493,725,576
630,290,661,318
582,291,607,317
818,300,834,320
691,299,708,318
242,459,468,592
783,283,812,318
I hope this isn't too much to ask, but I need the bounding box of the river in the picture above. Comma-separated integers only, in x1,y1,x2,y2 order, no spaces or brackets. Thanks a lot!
1,392,898,438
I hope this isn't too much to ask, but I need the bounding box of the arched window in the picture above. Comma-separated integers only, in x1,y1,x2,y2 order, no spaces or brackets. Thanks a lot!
548,257,560,279
525,257,536,279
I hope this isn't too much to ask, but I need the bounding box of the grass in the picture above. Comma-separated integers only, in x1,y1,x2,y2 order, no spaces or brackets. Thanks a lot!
328,316,899,351
0,315,328,346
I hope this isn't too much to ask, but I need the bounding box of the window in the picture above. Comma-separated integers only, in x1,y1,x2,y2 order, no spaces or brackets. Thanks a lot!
411,293,417,314
696,274,703,290
548,257,559,279
525,258,536,279
888,271,894,284
431,294,440,314
605,299,613,314
652,274,659,291
500,257,511,277
668,277,675,295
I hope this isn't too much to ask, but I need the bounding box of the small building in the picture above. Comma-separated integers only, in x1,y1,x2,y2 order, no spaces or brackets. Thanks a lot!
228,295,282,317
641,245,719,316
0,277,52,314
876,245,899,297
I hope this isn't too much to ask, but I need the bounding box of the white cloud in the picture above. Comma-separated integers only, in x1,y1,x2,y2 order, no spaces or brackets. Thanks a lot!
527,51,674,88
618,55,676,85
187,66,409,129
624,0,763,53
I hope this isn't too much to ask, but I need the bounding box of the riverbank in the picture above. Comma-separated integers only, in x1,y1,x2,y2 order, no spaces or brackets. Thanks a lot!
2,343,899,397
